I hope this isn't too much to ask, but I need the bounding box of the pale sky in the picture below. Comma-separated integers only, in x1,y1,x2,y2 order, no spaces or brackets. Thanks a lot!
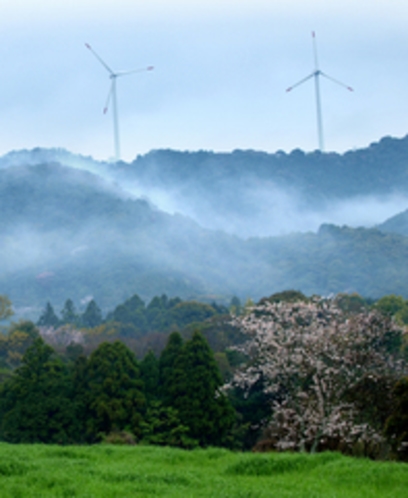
1,0,408,161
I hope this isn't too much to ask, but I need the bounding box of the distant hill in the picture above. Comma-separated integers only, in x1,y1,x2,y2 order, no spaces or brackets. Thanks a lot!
377,209,408,237
3,137,408,318
3,136,408,237
0,163,233,314
117,134,408,201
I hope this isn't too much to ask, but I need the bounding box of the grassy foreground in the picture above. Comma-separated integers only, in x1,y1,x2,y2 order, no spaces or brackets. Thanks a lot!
0,443,407,497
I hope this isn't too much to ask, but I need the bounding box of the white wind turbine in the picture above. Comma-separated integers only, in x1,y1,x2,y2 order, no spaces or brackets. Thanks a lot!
286,32,353,152
85,43,154,162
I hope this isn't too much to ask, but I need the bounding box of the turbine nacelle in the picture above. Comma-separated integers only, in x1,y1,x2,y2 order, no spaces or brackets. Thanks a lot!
286,32,353,151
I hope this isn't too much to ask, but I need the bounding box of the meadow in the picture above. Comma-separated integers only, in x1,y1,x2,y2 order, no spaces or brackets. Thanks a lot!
0,443,407,497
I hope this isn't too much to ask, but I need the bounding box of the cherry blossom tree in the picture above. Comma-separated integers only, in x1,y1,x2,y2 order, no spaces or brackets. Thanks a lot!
226,297,407,453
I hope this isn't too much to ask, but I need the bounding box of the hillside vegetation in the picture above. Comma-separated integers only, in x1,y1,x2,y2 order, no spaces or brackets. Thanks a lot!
2,136,408,316
1,291,407,459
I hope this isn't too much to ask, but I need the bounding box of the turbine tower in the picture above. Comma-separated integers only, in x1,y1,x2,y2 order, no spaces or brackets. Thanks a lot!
286,32,353,152
85,43,153,162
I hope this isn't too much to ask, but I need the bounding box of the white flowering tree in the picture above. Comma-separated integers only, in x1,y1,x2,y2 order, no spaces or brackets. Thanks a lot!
226,297,407,453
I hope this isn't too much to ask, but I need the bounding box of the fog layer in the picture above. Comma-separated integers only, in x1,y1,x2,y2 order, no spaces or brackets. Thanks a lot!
2,138,408,317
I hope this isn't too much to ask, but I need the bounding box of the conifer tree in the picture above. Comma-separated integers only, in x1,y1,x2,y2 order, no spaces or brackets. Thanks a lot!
60,298,78,325
81,299,103,328
170,331,235,446
37,302,60,327
0,337,78,443
140,349,160,404
80,341,145,440
158,331,184,406
159,332,183,398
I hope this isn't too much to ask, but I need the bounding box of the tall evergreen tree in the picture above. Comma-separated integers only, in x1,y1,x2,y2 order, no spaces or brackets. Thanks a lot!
81,300,103,328
0,337,78,443
60,298,78,325
140,350,159,404
80,341,145,440
159,331,184,406
107,294,147,332
169,331,235,446
37,302,60,327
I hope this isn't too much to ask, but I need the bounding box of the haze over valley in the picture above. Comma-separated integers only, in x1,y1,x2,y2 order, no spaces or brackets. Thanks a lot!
2,135,408,319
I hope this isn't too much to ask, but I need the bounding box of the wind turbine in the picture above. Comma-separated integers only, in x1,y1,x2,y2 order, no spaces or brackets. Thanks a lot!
85,43,153,162
286,32,353,152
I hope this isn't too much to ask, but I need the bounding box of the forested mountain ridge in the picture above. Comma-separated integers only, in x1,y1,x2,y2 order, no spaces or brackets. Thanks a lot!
117,134,408,200
3,135,408,237
3,136,408,317
378,208,408,236
3,135,408,201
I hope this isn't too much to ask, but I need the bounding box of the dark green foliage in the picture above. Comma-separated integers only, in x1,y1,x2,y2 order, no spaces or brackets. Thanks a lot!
81,300,103,328
167,331,235,447
105,294,218,335
140,350,159,403
0,338,78,443
64,342,84,362
70,354,89,438
60,298,78,325
107,294,147,332
384,377,408,460
374,294,406,317
159,332,184,406
345,375,395,434
169,301,217,329
80,341,145,440
228,374,276,450
145,295,181,331
37,302,60,327
181,315,246,354
158,331,236,447
140,401,195,448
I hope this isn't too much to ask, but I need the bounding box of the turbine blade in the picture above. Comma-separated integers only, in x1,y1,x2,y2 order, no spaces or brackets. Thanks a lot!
103,82,114,114
85,42,114,75
320,71,353,91
312,31,319,71
286,72,315,92
115,66,154,77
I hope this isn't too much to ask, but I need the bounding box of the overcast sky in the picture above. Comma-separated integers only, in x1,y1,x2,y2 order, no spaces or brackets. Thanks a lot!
1,0,408,162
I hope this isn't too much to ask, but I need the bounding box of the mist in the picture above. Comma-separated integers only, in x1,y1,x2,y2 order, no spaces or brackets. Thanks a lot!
3,142,408,318
3,146,408,240
110,176,408,238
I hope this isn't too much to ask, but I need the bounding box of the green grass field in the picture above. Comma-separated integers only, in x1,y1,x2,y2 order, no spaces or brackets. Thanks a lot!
0,443,407,497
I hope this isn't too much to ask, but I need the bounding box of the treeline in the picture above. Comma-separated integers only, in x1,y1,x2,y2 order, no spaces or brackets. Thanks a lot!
1,294,244,378
125,135,408,201
37,294,230,333
0,330,235,447
1,291,408,457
